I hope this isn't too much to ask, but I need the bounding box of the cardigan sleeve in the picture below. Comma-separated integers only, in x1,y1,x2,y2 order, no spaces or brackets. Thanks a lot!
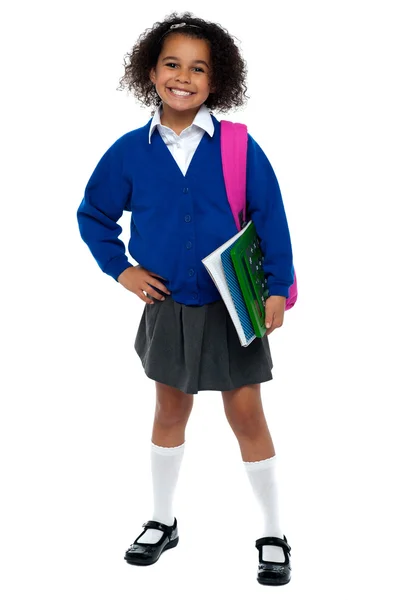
76,138,134,281
246,133,294,298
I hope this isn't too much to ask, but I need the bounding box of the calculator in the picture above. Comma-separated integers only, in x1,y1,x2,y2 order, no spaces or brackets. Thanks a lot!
229,222,269,338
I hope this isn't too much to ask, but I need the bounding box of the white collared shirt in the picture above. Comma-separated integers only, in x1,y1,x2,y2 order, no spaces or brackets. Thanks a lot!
148,103,214,175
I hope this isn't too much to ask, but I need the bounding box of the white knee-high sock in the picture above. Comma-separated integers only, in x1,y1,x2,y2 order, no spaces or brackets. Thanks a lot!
243,455,285,562
138,442,185,544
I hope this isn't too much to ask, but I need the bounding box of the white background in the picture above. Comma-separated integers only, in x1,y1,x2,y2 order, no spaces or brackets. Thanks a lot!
1,0,398,598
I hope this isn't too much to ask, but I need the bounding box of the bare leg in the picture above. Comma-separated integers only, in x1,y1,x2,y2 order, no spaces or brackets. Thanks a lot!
221,383,275,461
152,381,194,446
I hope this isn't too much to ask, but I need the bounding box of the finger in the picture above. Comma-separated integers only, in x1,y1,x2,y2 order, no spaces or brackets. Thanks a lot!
139,291,154,305
146,284,166,301
265,310,274,331
148,277,171,295
266,317,284,336
148,271,167,281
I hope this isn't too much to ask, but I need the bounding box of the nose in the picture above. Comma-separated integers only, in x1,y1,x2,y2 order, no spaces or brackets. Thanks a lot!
175,67,191,84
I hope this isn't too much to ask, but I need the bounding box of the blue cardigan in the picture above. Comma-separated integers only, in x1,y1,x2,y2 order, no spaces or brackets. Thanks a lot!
77,115,294,306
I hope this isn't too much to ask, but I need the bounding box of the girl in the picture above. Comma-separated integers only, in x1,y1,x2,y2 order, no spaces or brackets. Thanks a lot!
77,12,294,586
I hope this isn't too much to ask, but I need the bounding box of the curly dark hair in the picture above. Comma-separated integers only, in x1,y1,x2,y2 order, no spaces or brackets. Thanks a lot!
116,11,248,114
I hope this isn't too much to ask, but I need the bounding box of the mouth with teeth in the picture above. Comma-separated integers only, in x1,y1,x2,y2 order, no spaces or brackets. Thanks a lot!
168,88,195,97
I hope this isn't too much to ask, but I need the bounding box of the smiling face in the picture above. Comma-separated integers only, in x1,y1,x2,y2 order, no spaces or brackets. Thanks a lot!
149,33,215,121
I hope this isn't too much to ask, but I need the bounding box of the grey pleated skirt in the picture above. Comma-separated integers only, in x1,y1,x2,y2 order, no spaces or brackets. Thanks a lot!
134,294,273,395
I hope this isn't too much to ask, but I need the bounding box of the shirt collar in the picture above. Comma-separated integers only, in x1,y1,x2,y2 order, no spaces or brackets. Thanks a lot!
148,103,214,143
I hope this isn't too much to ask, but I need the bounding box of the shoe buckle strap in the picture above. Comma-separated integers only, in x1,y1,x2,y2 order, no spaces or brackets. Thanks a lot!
142,520,173,534
255,536,291,554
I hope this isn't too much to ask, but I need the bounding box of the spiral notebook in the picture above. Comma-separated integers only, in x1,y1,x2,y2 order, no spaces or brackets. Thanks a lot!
202,220,269,347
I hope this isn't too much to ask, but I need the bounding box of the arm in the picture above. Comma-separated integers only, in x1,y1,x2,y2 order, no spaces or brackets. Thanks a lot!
76,138,133,281
246,133,294,298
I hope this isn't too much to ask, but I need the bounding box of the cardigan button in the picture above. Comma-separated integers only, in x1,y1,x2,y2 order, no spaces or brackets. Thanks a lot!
185,215,191,222
188,269,195,276
183,187,189,194
186,241,192,249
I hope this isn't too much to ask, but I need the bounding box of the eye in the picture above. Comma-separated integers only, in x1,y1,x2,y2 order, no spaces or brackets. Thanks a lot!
164,63,205,73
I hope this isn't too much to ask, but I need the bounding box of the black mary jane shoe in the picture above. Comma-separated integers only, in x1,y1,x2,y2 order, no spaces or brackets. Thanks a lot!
124,518,179,566
255,535,292,585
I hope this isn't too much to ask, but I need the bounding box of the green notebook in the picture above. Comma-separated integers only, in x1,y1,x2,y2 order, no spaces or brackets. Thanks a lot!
229,222,269,338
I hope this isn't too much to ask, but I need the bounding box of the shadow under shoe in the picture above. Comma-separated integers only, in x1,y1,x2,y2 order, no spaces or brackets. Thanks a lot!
124,518,179,566
255,535,292,585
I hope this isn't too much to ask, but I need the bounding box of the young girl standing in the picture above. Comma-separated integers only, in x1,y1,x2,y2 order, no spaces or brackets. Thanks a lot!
77,12,294,586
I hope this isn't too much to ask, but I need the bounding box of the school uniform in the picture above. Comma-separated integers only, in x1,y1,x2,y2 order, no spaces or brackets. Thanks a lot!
77,104,294,394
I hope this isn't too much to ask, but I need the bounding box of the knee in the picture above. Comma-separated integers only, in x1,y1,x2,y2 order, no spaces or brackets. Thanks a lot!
155,385,193,427
155,403,191,427
225,405,264,438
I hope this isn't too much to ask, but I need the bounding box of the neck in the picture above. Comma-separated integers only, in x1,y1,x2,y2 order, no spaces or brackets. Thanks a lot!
160,104,201,135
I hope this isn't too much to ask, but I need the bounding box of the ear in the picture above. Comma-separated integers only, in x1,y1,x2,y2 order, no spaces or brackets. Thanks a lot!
149,68,156,84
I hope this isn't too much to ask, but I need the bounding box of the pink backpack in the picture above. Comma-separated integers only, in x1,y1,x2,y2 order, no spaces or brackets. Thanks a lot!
220,120,298,310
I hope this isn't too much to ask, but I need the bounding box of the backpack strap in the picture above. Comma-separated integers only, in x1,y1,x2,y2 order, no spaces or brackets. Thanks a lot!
220,120,248,231
221,120,298,310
